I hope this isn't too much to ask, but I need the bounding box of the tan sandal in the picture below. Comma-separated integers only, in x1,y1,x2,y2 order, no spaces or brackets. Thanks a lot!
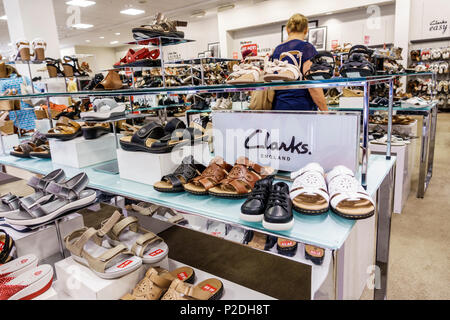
121,266,195,300
99,211,169,264
65,227,142,279
208,157,274,198
161,278,224,300
183,157,233,195
46,116,82,141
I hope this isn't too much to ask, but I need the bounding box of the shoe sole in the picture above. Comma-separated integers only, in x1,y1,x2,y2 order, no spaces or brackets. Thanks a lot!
330,206,375,220
239,213,263,222
262,219,294,231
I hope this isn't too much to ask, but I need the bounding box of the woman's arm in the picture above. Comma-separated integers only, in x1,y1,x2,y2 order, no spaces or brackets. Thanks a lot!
303,60,329,111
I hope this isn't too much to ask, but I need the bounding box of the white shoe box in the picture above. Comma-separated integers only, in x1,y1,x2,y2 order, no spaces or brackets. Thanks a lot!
339,97,364,109
369,143,410,214
1,213,84,261
117,148,184,186
50,134,117,168
55,255,169,300
0,134,19,154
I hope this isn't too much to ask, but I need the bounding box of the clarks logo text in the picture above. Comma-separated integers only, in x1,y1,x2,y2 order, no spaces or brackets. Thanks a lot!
244,129,311,155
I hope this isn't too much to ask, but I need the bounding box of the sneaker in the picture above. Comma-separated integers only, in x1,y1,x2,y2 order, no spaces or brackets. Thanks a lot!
240,176,274,222
262,182,294,231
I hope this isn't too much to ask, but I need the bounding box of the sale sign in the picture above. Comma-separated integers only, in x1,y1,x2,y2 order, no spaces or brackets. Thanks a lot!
241,43,258,57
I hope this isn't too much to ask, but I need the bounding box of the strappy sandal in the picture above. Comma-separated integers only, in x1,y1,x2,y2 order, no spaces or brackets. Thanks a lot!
62,56,87,77
121,266,195,300
0,254,38,280
5,173,97,227
31,38,47,61
0,194,21,218
45,116,82,141
326,166,375,220
45,58,64,78
17,169,65,213
208,157,275,199
154,156,206,193
29,143,51,159
264,51,302,81
243,230,277,251
305,245,325,265
184,157,233,195
226,63,263,84
130,202,159,217
148,118,209,154
10,133,48,158
289,163,330,215
132,13,187,40
0,229,14,264
161,278,224,300
119,121,166,152
99,211,168,264
65,227,142,279
120,123,141,136
80,102,126,121
81,122,110,140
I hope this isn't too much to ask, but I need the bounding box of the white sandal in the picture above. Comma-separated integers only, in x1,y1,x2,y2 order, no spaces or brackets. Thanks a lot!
290,163,330,215
326,166,375,220
264,51,302,82
31,38,47,61
15,39,31,61
226,63,263,84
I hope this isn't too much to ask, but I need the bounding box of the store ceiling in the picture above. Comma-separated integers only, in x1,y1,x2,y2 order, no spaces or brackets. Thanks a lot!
0,0,234,55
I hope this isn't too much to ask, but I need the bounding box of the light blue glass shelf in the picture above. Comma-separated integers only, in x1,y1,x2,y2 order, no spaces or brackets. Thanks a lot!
0,153,395,249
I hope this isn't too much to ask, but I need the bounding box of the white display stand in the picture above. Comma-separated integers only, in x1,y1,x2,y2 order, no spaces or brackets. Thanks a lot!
55,255,169,300
339,97,364,109
1,213,84,260
370,143,411,214
117,148,184,185
33,287,58,300
0,134,19,153
50,134,117,168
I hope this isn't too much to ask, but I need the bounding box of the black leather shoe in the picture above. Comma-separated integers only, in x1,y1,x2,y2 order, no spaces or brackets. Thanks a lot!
262,182,294,231
240,176,274,222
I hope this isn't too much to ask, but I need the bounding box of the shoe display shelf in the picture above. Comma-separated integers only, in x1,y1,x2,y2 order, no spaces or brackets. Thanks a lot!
0,152,396,300
331,102,437,198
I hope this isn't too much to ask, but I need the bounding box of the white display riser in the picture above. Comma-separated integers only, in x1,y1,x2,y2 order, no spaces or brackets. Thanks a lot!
35,119,56,134
33,286,58,300
117,143,211,186
338,97,364,109
50,134,117,169
53,257,274,300
0,134,19,154
0,213,84,261
55,255,170,300
370,143,412,214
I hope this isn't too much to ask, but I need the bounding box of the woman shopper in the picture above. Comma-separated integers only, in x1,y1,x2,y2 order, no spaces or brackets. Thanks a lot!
272,13,328,111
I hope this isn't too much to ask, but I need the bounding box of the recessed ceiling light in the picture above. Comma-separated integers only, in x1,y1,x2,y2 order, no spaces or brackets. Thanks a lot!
85,40,91,43
191,10,206,18
99,36,105,39
110,41,119,45
115,32,121,35
66,0,96,7
325,12,333,15
218,4,235,12
120,8,145,15
0,15,7,20
71,23,94,29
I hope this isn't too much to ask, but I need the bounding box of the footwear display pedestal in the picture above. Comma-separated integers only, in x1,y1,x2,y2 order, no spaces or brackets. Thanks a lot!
35,119,56,134
0,134,19,154
370,143,411,214
50,134,117,168
55,255,169,300
117,148,184,185
338,97,364,109
0,213,84,260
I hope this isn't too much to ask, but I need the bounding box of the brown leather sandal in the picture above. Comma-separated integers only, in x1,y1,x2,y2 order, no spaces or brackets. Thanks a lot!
45,116,82,141
183,157,233,195
208,157,274,198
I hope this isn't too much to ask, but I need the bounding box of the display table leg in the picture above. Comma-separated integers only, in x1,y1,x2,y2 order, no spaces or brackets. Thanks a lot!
417,114,430,198
374,163,395,300
54,219,67,259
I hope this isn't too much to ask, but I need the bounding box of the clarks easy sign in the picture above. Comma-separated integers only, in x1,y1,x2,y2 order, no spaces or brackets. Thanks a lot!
212,111,360,172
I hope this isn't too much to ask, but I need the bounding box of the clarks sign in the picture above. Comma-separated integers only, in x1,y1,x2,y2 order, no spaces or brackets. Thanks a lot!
429,19,448,34
212,111,360,172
